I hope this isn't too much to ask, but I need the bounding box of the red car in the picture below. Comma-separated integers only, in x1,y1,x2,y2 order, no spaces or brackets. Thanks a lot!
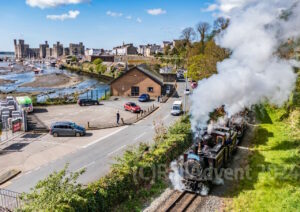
124,102,141,113
191,81,198,89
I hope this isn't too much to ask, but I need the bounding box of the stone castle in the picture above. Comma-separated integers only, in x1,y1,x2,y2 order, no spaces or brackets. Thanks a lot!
14,39,85,59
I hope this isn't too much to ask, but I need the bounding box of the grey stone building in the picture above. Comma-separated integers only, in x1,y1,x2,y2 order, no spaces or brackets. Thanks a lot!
63,48,70,56
113,43,138,56
53,42,64,58
39,41,49,59
14,39,30,59
46,47,53,59
69,42,85,56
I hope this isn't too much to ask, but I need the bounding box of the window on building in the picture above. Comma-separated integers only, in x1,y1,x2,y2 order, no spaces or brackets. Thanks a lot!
131,86,140,96
147,87,154,92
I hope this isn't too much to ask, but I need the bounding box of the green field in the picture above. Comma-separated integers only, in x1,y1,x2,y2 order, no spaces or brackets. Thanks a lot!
228,105,300,211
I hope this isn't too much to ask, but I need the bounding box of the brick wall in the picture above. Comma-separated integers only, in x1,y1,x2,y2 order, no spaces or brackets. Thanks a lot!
111,68,162,97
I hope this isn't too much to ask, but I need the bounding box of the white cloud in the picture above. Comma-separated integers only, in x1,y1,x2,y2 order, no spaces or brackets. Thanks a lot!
106,11,123,17
26,0,89,9
126,15,132,20
147,8,166,16
136,17,142,23
202,4,219,12
46,10,80,21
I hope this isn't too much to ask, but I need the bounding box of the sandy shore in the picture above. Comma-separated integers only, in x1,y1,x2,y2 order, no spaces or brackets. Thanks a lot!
22,73,83,88
0,78,16,85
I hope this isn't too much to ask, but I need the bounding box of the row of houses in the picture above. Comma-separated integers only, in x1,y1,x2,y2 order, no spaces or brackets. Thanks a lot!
85,40,179,58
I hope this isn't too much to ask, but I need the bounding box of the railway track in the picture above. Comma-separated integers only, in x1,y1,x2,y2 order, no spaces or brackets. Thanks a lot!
165,191,198,212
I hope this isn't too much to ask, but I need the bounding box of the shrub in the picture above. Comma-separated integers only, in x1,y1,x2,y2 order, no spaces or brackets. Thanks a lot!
88,116,192,211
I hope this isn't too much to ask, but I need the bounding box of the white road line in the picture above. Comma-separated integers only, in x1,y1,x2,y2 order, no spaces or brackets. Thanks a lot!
107,144,126,156
162,114,170,121
134,132,146,141
75,161,96,172
83,126,128,148
24,171,32,175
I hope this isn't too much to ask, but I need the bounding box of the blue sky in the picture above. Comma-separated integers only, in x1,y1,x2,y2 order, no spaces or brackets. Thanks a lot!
0,0,215,51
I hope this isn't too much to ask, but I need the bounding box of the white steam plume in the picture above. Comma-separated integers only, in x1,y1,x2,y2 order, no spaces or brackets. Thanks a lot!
191,0,299,132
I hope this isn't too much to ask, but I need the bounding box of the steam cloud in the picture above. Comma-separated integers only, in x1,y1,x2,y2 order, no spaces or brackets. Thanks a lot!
191,0,300,132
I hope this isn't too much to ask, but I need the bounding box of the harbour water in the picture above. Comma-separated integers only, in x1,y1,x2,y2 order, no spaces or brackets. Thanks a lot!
0,61,109,103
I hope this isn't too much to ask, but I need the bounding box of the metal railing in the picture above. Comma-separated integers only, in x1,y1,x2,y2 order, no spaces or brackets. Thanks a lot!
0,189,22,211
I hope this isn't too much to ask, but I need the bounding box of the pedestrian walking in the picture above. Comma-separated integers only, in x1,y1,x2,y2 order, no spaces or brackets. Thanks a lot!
157,95,160,103
116,111,120,124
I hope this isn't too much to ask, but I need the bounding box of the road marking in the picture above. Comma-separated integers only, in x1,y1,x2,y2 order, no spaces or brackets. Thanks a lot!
24,171,32,175
134,132,146,141
162,114,170,121
75,161,96,172
107,144,126,156
83,126,128,148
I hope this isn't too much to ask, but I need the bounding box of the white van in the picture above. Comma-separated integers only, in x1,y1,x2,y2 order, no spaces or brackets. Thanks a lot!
171,101,183,116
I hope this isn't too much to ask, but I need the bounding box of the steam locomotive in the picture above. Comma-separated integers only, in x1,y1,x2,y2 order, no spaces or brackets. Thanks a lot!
181,116,247,194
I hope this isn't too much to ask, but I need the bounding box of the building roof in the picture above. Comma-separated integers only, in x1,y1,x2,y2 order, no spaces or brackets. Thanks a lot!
110,65,164,86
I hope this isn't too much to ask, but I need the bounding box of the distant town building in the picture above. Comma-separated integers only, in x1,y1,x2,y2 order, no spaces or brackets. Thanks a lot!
63,48,70,56
69,42,85,56
13,39,85,59
39,41,49,59
85,48,104,56
52,42,63,58
162,41,173,49
138,44,163,57
113,43,138,56
29,48,40,58
46,47,53,59
138,45,147,56
14,39,30,59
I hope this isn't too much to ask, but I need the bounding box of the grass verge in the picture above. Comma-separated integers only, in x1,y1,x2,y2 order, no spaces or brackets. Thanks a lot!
228,105,300,211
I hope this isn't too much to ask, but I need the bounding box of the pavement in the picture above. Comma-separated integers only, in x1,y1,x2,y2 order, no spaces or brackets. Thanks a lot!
3,81,190,193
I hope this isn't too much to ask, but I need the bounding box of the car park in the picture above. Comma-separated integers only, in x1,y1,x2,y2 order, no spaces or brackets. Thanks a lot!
138,94,150,102
50,121,86,137
124,102,141,113
78,98,99,106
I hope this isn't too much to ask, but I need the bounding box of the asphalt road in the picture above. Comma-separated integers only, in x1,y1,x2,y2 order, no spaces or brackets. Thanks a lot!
6,81,189,193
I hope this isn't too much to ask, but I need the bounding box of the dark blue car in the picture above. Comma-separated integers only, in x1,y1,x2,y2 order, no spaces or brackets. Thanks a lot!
138,94,150,102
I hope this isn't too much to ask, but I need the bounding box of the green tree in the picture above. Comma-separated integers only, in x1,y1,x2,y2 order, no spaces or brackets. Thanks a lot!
187,40,229,81
89,66,94,73
93,58,103,66
188,54,217,81
21,164,92,211
164,45,171,55
71,56,77,62
95,64,107,74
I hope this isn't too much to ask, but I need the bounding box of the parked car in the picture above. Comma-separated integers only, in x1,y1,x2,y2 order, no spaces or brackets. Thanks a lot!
191,81,198,89
78,98,99,106
50,122,86,137
138,94,150,102
184,88,190,95
171,101,183,116
124,102,141,113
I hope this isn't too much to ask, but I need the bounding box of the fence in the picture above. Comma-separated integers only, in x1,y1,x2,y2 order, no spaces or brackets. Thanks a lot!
87,105,159,130
0,189,22,211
